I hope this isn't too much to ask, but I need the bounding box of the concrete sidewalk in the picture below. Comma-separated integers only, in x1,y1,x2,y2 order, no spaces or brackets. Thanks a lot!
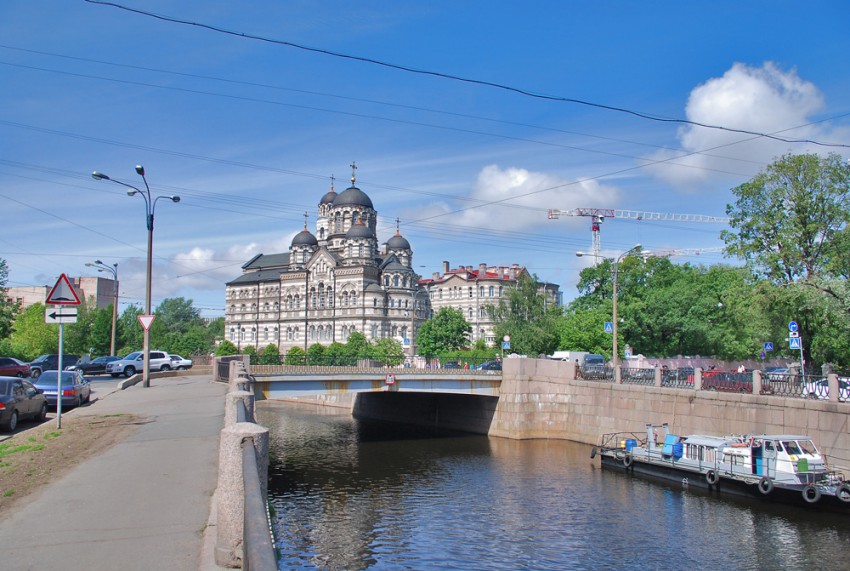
0,375,230,571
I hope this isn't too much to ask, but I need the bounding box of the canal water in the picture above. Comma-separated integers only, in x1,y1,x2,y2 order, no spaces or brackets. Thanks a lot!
258,402,850,571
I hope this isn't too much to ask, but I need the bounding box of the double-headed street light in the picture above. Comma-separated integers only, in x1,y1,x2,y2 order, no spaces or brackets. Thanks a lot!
577,243,642,369
85,260,118,356
92,166,180,387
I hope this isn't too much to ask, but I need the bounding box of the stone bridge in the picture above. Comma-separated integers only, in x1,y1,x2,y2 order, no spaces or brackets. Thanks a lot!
247,364,502,399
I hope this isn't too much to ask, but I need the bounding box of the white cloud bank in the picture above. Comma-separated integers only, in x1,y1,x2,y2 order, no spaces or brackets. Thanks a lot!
405,164,621,234
646,62,849,188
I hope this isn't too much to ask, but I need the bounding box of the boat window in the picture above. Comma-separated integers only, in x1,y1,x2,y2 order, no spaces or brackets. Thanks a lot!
782,441,802,455
798,440,817,455
764,440,775,452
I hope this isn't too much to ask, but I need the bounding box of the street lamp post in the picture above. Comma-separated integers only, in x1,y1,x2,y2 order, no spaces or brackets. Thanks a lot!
577,243,642,369
92,166,180,387
86,260,118,356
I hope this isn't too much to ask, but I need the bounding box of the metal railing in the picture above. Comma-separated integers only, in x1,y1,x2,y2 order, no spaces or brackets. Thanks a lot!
621,367,655,385
579,365,615,382
242,440,277,571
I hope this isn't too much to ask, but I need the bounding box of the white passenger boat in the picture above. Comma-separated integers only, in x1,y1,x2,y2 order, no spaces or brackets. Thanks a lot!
592,423,850,508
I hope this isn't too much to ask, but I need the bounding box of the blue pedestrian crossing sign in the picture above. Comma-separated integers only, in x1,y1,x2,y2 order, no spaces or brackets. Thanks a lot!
789,337,802,350
763,342,773,352
502,341,510,350
604,322,614,334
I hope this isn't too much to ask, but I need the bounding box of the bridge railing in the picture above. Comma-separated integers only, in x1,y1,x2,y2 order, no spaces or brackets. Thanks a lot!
215,361,276,570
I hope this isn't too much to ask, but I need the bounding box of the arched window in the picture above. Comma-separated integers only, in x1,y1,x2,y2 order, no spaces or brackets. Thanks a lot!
393,275,399,287
319,284,325,308
489,286,495,297
499,286,503,296
310,325,316,341
327,287,333,308
384,275,390,286
468,286,473,298
351,294,357,306
468,308,473,319
390,298,395,308
358,244,363,257
480,286,485,296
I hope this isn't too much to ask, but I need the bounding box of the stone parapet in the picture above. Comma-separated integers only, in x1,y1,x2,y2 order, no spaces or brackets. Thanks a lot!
490,358,850,469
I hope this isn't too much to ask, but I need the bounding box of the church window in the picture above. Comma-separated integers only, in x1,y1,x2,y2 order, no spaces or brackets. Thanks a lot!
393,275,399,287
327,287,333,308
358,244,363,257
489,286,495,297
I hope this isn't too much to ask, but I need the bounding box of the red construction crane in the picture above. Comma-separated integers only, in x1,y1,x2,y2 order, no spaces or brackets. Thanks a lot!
547,208,730,259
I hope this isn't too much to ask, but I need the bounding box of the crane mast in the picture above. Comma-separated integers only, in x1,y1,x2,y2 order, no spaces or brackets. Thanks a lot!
547,208,730,259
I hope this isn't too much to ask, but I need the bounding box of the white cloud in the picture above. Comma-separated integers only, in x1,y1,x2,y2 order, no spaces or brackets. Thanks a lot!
645,62,847,188
405,164,621,233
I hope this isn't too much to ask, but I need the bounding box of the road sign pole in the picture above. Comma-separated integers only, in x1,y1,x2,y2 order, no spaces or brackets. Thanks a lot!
56,322,64,429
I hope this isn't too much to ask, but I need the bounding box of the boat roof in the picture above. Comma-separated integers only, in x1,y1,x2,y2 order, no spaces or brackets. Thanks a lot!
752,435,813,440
683,435,738,447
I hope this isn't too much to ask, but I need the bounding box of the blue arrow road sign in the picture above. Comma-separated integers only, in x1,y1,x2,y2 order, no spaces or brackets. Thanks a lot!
789,321,798,332
789,337,802,350
764,342,773,352
604,322,614,334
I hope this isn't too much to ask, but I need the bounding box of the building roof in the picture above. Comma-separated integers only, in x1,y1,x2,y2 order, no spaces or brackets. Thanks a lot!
291,228,318,247
242,253,290,271
345,221,374,239
333,185,373,209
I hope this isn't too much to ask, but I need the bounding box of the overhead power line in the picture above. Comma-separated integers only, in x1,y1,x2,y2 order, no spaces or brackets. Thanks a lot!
84,0,849,149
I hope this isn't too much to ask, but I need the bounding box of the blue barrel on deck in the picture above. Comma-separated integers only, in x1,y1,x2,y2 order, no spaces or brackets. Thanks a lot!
625,439,637,451
672,441,684,459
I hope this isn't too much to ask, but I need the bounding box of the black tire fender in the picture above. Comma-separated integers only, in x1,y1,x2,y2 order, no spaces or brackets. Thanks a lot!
802,484,821,504
590,446,597,459
836,483,850,503
758,476,774,495
623,453,634,468
706,470,719,486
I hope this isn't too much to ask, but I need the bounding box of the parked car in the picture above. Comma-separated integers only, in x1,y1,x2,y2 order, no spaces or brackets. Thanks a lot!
106,351,173,378
442,361,463,369
27,354,80,379
66,356,119,375
477,361,502,371
801,378,850,401
0,357,31,378
701,370,753,393
764,367,789,381
169,354,193,370
32,370,91,409
0,377,48,431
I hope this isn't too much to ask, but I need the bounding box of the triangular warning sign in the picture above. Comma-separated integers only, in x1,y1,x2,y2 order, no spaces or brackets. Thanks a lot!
46,273,81,305
138,315,155,331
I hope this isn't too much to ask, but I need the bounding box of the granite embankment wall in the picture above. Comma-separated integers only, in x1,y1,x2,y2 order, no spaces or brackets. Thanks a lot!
489,358,850,468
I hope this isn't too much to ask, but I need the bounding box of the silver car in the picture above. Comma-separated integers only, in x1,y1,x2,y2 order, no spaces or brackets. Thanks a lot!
33,370,91,408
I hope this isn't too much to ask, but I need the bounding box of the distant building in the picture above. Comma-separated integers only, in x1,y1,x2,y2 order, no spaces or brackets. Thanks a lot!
224,167,429,353
5,276,116,310
421,261,560,345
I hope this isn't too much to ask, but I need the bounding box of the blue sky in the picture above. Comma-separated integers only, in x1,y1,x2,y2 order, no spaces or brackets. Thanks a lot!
1,1,849,317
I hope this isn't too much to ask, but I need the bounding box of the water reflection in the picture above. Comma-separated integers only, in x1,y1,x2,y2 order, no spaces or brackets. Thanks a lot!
259,402,850,571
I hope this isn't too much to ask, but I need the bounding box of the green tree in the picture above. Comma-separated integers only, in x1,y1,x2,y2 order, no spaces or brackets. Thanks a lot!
723,152,850,285
373,338,404,366
215,339,238,356
10,303,56,359
558,306,615,358
306,343,326,365
489,274,560,356
258,343,281,365
0,259,20,340
344,332,372,363
723,152,850,366
286,345,306,364
155,297,203,334
118,305,144,354
416,307,471,356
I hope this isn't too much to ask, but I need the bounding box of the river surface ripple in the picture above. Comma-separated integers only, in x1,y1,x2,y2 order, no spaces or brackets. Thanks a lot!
258,402,850,571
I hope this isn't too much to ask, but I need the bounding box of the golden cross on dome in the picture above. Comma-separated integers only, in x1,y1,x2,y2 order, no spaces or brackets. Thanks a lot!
330,174,335,192
350,161,357,184
303,211,309,228
395,217,401,235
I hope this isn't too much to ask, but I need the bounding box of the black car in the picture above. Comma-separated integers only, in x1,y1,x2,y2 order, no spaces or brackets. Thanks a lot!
27,354,80,379
0,377,48,431
66,356,119,375
477,361,502,371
